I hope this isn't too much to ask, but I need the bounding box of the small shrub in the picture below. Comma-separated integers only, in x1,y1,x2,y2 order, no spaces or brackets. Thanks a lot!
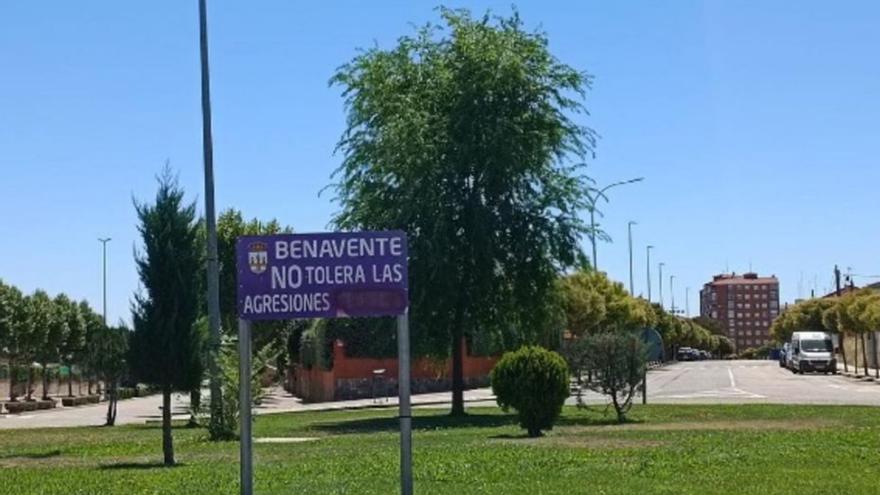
490,346,569,437
579,332,647,423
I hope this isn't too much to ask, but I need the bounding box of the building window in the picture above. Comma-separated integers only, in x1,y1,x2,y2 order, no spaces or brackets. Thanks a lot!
770,310,778,317
745,294,751,300
737,312,743,318
769,301,778,309
745,303,751,309
711,310,718,318
728,310,735,318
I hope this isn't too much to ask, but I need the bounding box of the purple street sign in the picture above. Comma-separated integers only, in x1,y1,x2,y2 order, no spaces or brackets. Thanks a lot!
236,231,408,320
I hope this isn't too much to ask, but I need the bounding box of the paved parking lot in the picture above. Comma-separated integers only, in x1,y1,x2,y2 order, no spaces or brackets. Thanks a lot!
635,359,880,405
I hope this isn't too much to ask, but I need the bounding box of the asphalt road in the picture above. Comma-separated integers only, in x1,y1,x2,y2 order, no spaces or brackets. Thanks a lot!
5,360,880,429
631,359,880,405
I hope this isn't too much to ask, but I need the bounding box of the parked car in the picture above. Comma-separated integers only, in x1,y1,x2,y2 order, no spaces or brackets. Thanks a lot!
677,347,702,361
789,332,836,374
778,343,790,368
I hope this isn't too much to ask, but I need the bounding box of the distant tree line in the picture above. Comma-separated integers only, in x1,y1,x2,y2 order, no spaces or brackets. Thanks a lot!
771,289,880,376
0,279,128,415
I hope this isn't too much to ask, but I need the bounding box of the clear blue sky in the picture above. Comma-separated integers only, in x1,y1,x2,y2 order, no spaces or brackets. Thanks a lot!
2,1,878,325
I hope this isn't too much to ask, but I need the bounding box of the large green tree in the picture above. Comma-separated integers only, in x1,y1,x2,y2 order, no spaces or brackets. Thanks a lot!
79,300,105,395
1,283,27,401
37,294,69,400
331,8,596,415
59,298,86,397
130,171,204,465
22,291,51,401
560,270,654,337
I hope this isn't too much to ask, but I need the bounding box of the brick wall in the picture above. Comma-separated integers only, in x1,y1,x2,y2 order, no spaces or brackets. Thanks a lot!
293,339,497,402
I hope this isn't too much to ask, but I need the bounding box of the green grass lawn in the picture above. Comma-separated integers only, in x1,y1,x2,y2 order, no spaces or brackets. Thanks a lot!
2,404,880,494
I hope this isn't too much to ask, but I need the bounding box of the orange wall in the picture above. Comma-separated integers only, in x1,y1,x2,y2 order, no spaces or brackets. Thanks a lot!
332,339,496,380
293,339,497,402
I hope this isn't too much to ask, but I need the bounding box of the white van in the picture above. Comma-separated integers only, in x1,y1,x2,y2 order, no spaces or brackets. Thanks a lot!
789,331,836,374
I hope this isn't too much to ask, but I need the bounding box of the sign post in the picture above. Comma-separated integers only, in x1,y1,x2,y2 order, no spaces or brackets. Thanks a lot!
397,313,412,495
235,231,410,495
238,319,253,495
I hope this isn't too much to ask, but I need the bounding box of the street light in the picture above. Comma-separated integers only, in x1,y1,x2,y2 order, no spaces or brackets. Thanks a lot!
628,221,637,295
98,238,111,324
646,245,654,302
685,286,691,317
584,177,644,270
658,262,665,308
670,274,676,314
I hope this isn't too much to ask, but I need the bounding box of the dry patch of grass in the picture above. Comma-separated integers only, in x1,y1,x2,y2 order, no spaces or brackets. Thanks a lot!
594,417,840,432
503,435,667,450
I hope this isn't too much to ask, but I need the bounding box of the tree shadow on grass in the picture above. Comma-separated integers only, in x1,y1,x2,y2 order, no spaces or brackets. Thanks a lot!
0,449,61,460
312,413,519,434
554,414,644,428
99,461,185,470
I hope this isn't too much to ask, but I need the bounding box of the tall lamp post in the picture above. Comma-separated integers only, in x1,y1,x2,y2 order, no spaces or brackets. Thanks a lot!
659,262,665,308
685,287,691,317
670,275,676,314
628,221,637,295
98,238,111,324
646,245,654,302
584,177,643,270
198,0,224,441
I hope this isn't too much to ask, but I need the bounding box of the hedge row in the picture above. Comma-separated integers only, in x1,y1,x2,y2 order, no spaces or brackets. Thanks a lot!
61,395,101,407
4,399,57,413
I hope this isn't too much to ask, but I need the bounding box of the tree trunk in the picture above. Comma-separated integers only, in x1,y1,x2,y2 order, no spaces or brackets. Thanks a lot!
450,328,465,417
105,381,117,426
162,387,175,466
861,333,869,376
872,332,879,379
26,366,34,401
188,389,201,427
8,359,17,402
41,363,50,400
840,332,848,372
67,363,74,397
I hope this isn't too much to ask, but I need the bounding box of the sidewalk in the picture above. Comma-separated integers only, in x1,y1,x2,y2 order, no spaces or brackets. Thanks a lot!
0,387,497,430
255,387,496,415
837,361,880,381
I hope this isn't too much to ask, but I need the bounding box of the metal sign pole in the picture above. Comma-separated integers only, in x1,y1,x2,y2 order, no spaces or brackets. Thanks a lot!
239,319,253,495
397,312,413,495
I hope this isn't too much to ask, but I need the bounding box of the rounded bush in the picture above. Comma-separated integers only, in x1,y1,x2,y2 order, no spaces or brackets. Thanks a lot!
490,346,570,437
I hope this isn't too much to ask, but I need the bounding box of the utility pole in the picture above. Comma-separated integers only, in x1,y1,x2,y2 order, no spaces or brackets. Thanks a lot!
98,238,111,324
659,262,665,308
646,245,654,302
628,221,637,295
835,264,847,373
199,0,223,437
670,275,676,314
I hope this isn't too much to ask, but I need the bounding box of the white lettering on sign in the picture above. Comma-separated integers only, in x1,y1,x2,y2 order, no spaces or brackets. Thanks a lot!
270,265,302,289
241,292,331,315
273,237,402,260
